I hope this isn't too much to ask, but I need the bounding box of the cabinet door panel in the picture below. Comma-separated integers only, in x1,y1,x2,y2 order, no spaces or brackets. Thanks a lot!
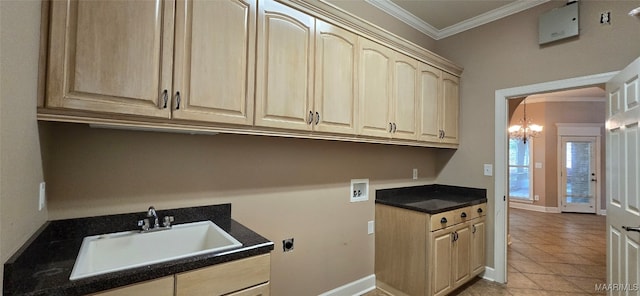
314,20,357,135
471,220,486,276
453,226,471,287
392,55,418,140
255,0,315,130
432,229,453,296
92,276,174,296
358,38,392,138
47,0,173,118
172,0,256,125
419,63,442,142
441,72,459,144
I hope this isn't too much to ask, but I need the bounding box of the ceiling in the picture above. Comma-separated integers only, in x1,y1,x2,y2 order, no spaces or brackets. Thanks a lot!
365,0,550,39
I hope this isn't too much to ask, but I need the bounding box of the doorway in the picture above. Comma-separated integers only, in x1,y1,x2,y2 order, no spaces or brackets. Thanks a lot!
559,135,600,214
492,71,618,283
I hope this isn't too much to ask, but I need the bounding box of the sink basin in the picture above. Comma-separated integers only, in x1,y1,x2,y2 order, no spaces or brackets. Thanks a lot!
69,221,242,280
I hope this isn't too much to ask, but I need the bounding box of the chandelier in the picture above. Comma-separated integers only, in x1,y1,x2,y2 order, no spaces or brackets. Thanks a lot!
508,98,543,144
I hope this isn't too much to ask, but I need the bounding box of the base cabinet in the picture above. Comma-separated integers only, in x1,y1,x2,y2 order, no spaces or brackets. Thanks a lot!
376,203,486,296
92,254,270,296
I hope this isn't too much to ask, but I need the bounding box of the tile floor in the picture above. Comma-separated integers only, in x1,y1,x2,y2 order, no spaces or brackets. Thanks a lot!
364,208,606,295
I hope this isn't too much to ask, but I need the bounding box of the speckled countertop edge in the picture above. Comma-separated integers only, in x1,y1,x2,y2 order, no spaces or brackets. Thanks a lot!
375,184,488,214
3,204,274,296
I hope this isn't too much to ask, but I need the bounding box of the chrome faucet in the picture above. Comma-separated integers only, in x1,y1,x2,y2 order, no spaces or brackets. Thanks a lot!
147,206,160,228
137,206,175,232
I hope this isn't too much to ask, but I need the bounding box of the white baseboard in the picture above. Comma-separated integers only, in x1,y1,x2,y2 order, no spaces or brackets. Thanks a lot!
509,202,560,213
599,209,606,215
482,267,496,282
319,274,376,296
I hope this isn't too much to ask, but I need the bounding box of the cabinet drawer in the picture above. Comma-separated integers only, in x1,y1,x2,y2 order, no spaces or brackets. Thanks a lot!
453,207,472,224
176,254,270,296
430,211,455,231
470,203,486,219
227,282,270,296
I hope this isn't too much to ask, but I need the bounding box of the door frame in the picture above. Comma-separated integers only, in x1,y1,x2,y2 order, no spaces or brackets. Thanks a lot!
492,71,618,283
556,124,603,214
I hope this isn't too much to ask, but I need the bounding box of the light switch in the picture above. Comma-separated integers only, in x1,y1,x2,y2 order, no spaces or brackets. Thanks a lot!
483,164,493,176
535,162,543,169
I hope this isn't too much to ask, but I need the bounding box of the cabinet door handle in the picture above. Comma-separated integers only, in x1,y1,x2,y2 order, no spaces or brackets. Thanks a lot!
451,232,456,242
161,89,168,109
392,123,397,133
442,130,445,138
389,122,393,132
315,112,320,125
461,212,467,218
623,226,640,233
308,111,314,124
477,208,483,214
175,91,181,110
440,217,448,224
473,225,477,234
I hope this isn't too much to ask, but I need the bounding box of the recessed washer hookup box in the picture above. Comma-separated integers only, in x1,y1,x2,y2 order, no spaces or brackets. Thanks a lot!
539,2,579,45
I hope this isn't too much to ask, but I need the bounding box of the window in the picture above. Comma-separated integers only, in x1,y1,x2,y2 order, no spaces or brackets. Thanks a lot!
509,138,533,200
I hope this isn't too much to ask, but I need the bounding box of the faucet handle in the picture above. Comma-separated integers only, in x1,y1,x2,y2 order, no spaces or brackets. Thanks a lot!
163,216,175,227
137,218,150,231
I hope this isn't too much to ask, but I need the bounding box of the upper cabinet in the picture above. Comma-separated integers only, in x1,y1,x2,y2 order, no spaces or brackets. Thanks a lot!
419,64,459,144
46,0,175,118
255,0,358,135
172,0,256,125
46,0,255,125
313,19,358,135
42,0,460,148
254,0,315,131
358,37,418,140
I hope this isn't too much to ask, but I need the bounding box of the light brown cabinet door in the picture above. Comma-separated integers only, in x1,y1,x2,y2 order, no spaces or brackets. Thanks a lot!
358,37,393,138
314,20,358,135
452,225,471,287
392,54,419,140
92,276,174,296
418,63,442,142
47,0,174,118
172,0,256,125
227,283,270,296
255,0,315,131
431,229,453,296
471,220,486,276
441,72,459,144
176,254,270,296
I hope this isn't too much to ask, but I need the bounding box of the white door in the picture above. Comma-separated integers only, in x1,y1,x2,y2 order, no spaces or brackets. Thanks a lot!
607,56,640,295
560,136,598,213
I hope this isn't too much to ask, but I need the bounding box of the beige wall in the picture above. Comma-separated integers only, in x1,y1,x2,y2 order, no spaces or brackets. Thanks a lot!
327,0,436,50
434,0,640,268
509,101,606,210
0,0,48,291
40,122,447,295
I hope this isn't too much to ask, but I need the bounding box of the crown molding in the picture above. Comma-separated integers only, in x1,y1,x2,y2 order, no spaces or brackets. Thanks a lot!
365,0,550,40
364,0,439,39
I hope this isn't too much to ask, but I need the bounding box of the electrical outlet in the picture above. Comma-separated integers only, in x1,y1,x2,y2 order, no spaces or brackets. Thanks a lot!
534,195,540,201
38,182,46,211
412,168,418,180
368,221,375,235
283,238,294,252
600,11,611,24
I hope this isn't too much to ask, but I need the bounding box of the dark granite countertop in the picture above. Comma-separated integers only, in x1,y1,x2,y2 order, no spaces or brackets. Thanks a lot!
376,184,487,214
3,204,274,296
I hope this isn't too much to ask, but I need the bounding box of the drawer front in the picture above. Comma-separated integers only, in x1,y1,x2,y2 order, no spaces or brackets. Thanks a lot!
431,211,455,231
453,207,472,224
176,254,270,296
92,276,174,296
227,282,270,296
470,203,487,219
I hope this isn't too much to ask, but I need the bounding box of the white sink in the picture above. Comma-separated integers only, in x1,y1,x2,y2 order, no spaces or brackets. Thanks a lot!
70,221,242,280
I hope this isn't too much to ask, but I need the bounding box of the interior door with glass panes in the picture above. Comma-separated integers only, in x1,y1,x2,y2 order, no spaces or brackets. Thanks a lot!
560,136,598,213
